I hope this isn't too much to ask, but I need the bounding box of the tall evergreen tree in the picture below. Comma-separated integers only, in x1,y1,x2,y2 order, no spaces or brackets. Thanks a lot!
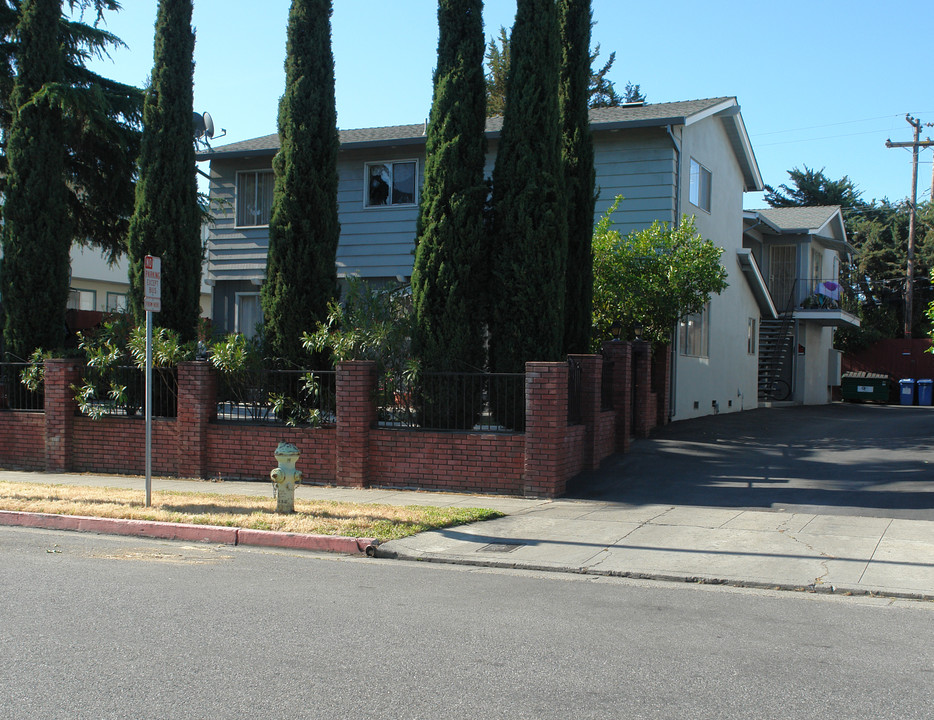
411,0,488,427
0,1,143,262
1,0,71,358
490,0,567,374
126,0,202,340
558,0,596,354
261,0,340,363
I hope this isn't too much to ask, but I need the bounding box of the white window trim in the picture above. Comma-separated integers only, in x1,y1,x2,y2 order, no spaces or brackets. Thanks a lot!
689,157,712,213
105,291,127,312
235,169,275,229
747,317,757,355
363,159,419,209
679,305,710,358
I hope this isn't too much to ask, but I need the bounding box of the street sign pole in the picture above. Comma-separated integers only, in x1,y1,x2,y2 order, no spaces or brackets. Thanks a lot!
143,256,161,508
145,309,152,507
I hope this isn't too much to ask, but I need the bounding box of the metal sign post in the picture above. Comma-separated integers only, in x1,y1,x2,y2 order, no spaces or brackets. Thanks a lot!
143,256,161,507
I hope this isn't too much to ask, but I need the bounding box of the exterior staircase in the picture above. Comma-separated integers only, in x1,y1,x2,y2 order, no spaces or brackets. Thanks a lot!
758,317,794,402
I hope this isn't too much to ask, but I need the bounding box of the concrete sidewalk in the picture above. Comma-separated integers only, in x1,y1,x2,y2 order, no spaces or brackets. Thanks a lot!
2,469,933,600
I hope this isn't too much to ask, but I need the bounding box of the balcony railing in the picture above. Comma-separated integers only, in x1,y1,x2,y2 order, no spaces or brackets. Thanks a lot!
792,278,857,312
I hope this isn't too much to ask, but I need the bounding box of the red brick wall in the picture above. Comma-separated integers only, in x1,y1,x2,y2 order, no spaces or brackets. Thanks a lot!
595,411,616,462
0,412,44,470
72,417,179,476
205,424,336,483
369,429,525,495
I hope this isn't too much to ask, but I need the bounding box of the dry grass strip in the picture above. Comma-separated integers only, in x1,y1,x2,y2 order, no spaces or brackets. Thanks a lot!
0,480,502,542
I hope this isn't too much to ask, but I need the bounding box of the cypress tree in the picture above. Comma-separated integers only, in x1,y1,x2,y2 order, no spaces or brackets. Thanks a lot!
489,0,567,374
126,0,202,341
261,0,340,363
558,0,596,354
411,0,487,427
1,0,70,358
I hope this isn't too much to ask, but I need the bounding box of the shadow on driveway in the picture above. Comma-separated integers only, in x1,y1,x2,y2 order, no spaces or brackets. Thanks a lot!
567,403,934,520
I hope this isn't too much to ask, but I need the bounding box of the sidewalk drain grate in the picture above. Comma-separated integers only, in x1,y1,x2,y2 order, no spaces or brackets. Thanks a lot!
478,543,524,553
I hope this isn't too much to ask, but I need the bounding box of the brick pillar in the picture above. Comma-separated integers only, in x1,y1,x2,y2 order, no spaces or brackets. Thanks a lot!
653,343,672,427
568,354,602,471
336,361,377,488
601,340,632,453
44,359,83,472
524,361,568,498
632,341,655,438
176,361,217,479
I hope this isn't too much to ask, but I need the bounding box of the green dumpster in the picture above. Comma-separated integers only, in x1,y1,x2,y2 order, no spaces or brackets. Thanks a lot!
841,372,891,403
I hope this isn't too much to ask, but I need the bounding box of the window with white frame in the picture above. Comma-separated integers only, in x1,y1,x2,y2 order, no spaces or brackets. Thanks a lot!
365,161,417,207
689,158,711,212
679,305,709,357
67,288,96,311
106,292,127,312
235,293,262,340
747,317,757,355
236,170,275,227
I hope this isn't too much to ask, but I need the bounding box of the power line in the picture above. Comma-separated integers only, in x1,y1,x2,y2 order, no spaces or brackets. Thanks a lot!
752,112,934,138
757,127,903,148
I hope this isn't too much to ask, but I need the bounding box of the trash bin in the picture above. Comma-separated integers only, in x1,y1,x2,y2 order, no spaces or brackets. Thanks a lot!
899,378,916,406
840,372,891,403
918,379,933,406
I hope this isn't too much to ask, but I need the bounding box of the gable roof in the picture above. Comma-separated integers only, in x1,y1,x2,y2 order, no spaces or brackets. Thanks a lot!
744,206,853,254
198,96,762,190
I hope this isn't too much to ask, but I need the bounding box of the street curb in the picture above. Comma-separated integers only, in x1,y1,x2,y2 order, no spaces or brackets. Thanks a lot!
0,510,379,556
374,547,934,603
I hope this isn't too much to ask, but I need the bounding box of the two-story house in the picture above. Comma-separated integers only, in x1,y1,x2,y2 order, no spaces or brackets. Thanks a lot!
200,97,787,421
741,205,859,405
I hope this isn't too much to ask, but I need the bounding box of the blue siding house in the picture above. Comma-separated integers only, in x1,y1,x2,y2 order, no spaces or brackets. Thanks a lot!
200,97,782,421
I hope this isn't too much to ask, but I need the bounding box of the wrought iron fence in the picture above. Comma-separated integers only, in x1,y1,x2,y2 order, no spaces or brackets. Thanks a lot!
0,363,44,411
567,359,582,425
376,371,525,432
601,359,614,411
76,365,178,418
216,367,336,426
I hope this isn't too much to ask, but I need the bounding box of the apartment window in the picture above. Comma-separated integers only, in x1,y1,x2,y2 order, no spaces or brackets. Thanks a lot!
235,293,262,340
811,248,823,282
679,305,709,357
67,289,96,311
106,292,127,312
236,170,275,227
689,158,712,212
365,161,417,207
747,317,757,355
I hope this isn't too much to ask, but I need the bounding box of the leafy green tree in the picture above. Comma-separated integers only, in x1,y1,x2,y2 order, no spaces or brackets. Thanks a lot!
0,1,143,263
1,0,71,358
490,0,566,374
558,0,596,354
126,0,202,341
484,21,638,117
764,166,864,215
592,198,728,345
261,0,340,363
411,0,488,426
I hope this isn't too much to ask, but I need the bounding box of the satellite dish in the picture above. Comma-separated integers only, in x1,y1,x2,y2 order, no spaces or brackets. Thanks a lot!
203,112,215,139
192,111,206,139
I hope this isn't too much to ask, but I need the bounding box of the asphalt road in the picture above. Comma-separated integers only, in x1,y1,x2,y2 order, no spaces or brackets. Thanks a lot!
570,403,934,520
2,526,932,719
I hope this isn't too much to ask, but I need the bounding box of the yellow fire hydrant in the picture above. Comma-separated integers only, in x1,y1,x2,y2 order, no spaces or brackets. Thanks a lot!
270,442,302,514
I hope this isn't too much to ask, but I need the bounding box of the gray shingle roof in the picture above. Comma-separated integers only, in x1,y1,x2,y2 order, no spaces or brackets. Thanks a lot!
198,97,737,161
749,206,842,233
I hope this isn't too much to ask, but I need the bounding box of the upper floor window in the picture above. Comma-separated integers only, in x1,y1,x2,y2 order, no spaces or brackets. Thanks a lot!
67,288,96,311
365,161,417,207
679,304,710,358
689,158,711,213
236,170,274,227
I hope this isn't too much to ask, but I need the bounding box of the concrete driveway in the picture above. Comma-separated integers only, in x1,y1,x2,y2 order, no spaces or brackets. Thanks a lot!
568,403,934,520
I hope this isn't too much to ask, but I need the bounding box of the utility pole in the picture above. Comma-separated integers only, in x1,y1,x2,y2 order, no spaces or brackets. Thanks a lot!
885,115,934,338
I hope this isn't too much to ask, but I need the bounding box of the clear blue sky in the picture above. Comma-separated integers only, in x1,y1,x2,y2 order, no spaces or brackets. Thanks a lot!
85,0,933,208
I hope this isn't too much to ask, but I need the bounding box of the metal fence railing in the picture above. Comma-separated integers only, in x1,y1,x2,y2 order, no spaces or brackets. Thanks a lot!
76,365,178,418
601,359,614,411
0,363,44,411
215,368,336,426
567,359,582,425
376,371,525,432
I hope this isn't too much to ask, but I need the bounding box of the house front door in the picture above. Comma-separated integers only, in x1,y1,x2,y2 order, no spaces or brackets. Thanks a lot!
769,245,796,310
